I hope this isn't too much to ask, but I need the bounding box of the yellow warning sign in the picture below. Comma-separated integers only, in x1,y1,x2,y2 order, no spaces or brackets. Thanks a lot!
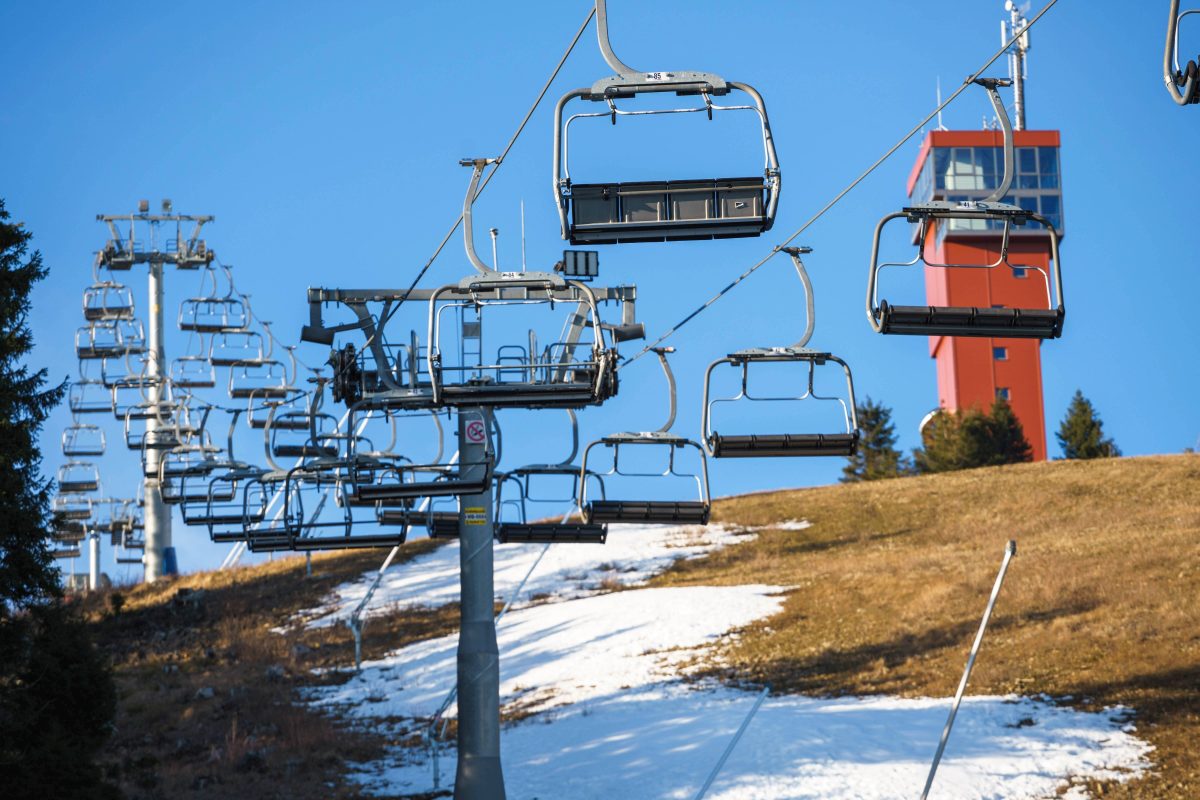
464,507,487,525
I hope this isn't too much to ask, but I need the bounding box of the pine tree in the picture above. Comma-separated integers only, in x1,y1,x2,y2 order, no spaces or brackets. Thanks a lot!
841,397,910,482
913,398,1033,473
0,199,65,609
1056,389,1120,459
0,199,119,798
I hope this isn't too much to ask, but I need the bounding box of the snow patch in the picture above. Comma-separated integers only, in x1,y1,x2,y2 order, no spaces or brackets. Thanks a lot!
295,522,750,629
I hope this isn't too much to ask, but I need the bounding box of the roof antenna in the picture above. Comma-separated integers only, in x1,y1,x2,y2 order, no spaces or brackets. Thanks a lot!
936,77,948,131
520,199,527,272
1003,0,1031,130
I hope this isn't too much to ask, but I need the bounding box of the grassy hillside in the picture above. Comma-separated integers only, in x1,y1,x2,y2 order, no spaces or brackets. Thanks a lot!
81,454,1200,798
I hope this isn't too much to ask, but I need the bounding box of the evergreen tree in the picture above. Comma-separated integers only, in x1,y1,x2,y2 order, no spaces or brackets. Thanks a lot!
1056,389,1120,459
913,397,1033,473
0,199,119,797
0,199,64,609
841,397,910,482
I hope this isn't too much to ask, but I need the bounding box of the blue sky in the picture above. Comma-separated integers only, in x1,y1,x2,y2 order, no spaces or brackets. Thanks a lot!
3,1,1196,577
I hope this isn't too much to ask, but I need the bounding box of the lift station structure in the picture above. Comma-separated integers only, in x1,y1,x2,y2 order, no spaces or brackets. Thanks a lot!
906,9,1062,461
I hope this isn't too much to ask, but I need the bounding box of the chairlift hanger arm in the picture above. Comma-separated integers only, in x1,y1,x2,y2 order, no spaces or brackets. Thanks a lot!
1165,0,1200,104
971,78,1015,203
460,158,500,276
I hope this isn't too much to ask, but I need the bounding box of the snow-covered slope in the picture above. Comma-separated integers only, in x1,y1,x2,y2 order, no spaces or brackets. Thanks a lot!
296,523,1151,798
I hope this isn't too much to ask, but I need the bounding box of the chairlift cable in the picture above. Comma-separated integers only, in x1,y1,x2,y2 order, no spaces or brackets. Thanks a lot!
618,0,1061,370
376,7,597,332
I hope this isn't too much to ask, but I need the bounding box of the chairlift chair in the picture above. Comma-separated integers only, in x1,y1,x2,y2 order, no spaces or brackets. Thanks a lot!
75,320,129,360
228,359,292,399
82,281,135,321
579,348,711,525
866,79,1064,339
58,461,101,494
210,329,266,367
426,160,619,410
170,354,216,389
101,350,158,390
51,546,82,560
178,268,250,332
52,492,92,522
69,378,116,415
494,410,607,543
702,248,860,458
200,467,272,541
551,0,780,244
1166,0,1200,104
62,422,106,457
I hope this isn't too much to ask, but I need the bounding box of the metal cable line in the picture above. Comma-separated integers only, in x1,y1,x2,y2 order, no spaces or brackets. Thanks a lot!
618,0,1062,370
374,6,598,333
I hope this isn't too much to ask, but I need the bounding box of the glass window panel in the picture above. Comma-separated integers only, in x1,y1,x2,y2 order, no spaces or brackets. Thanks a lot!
977,147,998,189
993,347,1008,360
1039,174,1060,190
1018,147,1038,174
934,148,950,178
1017,196,1039,212
1040,195,1061,216
1011,267,1027,278
1017,175,1039,189
1038,147,1059,175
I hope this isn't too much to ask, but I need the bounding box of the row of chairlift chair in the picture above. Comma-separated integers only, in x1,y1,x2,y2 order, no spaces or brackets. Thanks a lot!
272,8,1069,553
62,1,1074,560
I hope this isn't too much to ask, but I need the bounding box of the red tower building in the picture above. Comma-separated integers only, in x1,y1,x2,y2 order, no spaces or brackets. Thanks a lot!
906,129,1064,461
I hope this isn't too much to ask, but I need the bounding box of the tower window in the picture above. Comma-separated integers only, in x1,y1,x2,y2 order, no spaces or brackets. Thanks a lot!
1011,267,1027,278
996,387,1011,400
993,347,1008,360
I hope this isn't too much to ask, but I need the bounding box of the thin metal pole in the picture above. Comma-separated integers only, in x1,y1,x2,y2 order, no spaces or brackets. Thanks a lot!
920,540,1017,800
143,261,174,581
693,685,770,800
454,408,505,799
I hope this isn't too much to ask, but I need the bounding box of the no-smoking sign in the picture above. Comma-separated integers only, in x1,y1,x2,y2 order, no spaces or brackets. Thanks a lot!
465,419,486,444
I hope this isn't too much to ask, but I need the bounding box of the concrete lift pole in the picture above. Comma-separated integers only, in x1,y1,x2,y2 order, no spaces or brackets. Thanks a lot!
454,407,506,799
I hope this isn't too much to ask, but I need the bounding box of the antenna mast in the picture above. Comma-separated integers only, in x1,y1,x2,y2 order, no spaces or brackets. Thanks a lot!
1004,1,1031,130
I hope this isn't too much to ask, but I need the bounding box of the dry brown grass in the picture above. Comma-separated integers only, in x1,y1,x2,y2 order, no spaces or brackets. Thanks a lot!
81,541,456,799
653,453,1200,798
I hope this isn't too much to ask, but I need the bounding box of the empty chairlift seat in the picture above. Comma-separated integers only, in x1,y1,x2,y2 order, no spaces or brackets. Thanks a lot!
492,465,607,544
579,432,711,526
553,57,781,244
865,78,1065,340
702,347,861,458
567,178,770,244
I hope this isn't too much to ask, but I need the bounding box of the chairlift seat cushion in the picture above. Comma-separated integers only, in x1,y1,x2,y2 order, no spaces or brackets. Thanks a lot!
878,302,1063,339
497,523,607,544
569,178,768,244
247,532,407,553
585,500,710,525
710,432,859,458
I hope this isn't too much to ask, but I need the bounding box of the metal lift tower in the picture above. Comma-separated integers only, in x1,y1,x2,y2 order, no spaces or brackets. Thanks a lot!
96,200,215,580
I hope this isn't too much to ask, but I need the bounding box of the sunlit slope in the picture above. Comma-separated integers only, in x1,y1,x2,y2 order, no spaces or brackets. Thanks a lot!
659,454,1200,798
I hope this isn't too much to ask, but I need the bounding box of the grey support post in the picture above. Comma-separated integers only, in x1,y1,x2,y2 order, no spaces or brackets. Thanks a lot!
143,260,174,581
454,407,506,799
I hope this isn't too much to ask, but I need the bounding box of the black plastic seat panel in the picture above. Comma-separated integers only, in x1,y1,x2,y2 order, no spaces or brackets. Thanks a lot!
569,178,768,244
246,532,407,552
585,500,710,525
710,432,859,458
878,303,1062,339
496,523,607,544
